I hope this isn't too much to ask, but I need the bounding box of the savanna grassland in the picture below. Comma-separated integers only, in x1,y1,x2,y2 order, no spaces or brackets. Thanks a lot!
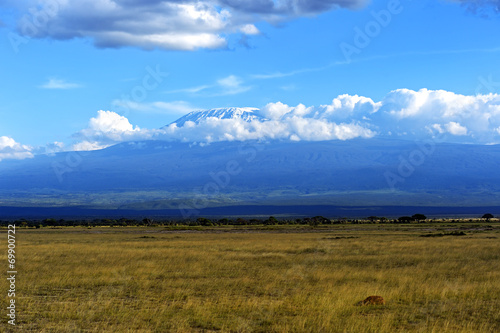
1,223,500,332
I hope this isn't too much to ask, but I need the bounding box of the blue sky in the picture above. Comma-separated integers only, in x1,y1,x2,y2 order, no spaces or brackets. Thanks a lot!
1,0,500,157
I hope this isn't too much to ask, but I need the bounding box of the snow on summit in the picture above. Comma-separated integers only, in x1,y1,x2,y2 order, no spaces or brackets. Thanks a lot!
168,107,265,127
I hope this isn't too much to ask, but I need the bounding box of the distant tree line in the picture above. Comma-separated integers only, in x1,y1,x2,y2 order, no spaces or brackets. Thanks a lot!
0,213,495,228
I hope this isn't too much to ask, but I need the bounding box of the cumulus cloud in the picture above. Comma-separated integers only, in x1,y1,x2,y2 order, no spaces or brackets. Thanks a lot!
261,95,380,123
445,121,468,136
261,101,294,120
66,88,500,151
320,94,380,120
0,136,33,161
70,108,376,150
375,89,500,142
74,110,154,150
160,117,375,143
165,88,500,144
11,0,367,51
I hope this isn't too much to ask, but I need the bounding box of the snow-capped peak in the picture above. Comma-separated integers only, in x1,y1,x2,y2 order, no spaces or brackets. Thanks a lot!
168,107,265,127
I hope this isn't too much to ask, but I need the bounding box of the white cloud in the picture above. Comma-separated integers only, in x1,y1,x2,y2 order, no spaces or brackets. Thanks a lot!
72,140,108,152
429,123,445,134
261,102,294,120
381,89,485,119
445,121,468,136
71,107,376,151
39,78,82,89
67,89,500,151
165,75,250,96
11,0,366,51
74,110,154,149
282,116,374,141
159,117,375,143
320,94,380,120
240,24,260,35
0,136,33,161
217,75,242,88
87,110,136,134
375,89,500,141
215,75,251,95
164,102,376,142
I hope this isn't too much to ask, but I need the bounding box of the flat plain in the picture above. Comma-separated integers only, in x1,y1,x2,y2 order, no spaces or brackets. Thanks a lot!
2,222,499,332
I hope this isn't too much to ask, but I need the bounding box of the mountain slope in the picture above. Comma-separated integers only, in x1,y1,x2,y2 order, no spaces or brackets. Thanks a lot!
0,139,500,215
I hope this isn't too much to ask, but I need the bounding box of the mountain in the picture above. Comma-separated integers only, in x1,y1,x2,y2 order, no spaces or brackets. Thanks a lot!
0,138,500,218
166,107,265,127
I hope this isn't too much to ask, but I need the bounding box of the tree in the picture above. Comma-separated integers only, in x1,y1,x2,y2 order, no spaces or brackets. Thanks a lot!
218,218,229,225
267,216,278,225
197,217,212,226
412,214,427,221
235,218,248,225
312,216,329,225
398,216,412,223
482,213,494,220
43,218,57,226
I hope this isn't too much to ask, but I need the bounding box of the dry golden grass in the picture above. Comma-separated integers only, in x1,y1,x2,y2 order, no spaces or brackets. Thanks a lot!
1,223,499,332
